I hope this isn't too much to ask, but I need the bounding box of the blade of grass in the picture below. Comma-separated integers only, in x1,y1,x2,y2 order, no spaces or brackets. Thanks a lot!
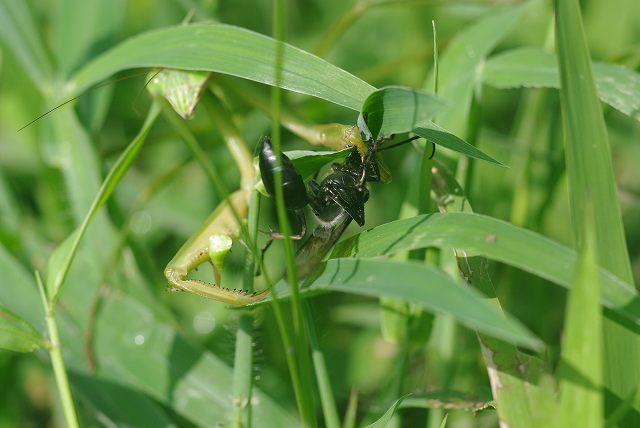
482,47,640,123
35,271,80,428
555,0,639,420
70,23,375,111
412,123,504,166
363,394,412,428
557,218,602,428
429,159,554,428
46,102,161,303
270,1,316,425
232,191,260,428
330,212,639,326
262,258,541,350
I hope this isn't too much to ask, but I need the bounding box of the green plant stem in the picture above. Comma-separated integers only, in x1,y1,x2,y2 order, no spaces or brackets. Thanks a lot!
271,0,316,425
232,191,261,428
35,272,79,428
459,85,482,201
303,302,340,428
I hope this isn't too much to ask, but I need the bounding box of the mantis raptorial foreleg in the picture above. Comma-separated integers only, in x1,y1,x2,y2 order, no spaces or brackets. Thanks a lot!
155,70,269,305
164,189,268,305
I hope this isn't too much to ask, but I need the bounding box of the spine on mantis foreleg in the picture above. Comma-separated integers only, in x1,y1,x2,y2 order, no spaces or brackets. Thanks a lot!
164,189,268,305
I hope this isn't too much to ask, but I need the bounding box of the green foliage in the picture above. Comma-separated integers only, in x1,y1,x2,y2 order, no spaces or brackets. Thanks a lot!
555,0,639,423
262,258,540,349
0,306,45,352
1,0,639,427
70,23,375,111
483,47,640,123
557,222,602,428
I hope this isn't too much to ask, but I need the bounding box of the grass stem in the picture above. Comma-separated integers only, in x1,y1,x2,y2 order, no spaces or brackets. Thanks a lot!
35,272,80,428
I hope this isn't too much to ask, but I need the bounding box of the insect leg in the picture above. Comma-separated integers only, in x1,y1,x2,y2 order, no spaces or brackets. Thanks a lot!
428,141,436,159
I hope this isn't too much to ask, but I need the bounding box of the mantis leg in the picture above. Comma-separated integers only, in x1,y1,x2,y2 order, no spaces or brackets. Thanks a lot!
164,189,268,305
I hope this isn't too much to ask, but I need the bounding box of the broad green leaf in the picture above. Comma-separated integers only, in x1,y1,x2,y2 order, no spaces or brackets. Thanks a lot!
46,102,160,303
360,87,504,166
147,69,210,119
331,213,639,326
425,4,527,134
482,48,640,123
555,0,639,420
557,224,602,428
264,258,541,349
0,306,45,352
0,0,52,91
70,23,375,111
413,123,505,166
364,394,411,428
361,86,444,137
70,373,177,427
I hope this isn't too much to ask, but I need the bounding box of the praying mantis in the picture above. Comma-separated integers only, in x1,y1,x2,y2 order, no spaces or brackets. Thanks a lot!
157,69,383,305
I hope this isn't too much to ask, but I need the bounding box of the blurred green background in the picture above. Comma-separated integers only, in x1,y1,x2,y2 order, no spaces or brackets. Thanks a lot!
1,0,639,427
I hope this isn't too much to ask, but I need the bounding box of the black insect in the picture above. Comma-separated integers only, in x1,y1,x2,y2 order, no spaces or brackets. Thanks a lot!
258,132,428,278
259,135,383,232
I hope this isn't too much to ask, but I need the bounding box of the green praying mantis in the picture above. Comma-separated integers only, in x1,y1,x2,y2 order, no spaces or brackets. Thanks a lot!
155,69,377,306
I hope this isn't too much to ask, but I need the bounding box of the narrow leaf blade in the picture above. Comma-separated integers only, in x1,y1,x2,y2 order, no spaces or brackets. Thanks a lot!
330,213,639,326
555,0,639,419
364,394,412,428
361,86,445,137
557,225,603,428
46,103,160,303
413,123,505,166
70,24,375,111
482,47,640,122
265,258,541,349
